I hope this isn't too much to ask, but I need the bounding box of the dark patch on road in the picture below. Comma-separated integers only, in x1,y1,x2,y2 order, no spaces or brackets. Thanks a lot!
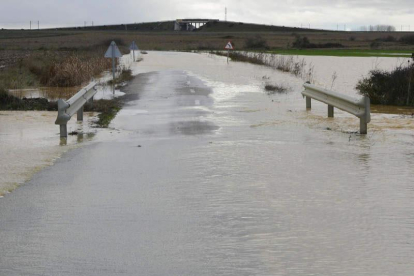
169,121,219,136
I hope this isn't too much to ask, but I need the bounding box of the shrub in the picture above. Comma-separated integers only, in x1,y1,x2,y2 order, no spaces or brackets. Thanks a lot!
370,41,381,49
244,35,268,49
400,35,414,45
292,35,343,49
375,35,396,42
264,84,287,94
292,35,311,49
356,65,414,106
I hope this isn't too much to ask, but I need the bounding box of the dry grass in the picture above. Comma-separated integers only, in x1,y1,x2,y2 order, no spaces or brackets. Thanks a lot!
264,84,287,94
213,51,315,82
42,53,111,87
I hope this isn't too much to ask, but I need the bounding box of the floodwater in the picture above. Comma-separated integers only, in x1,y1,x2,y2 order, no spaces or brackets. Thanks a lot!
0,111,99,195
0,51,413,275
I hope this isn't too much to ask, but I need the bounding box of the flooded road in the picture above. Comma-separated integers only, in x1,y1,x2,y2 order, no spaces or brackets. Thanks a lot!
0,52,413,275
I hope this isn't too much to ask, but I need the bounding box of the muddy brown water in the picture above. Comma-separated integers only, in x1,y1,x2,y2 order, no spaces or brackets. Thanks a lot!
0,52,413,275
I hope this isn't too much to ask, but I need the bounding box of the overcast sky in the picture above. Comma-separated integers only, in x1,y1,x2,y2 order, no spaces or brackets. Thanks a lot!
0,0,413,31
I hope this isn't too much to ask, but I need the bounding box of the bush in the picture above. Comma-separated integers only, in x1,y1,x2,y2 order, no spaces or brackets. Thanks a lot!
264,84,287,94
356,65,414,106
375,35,396,42
370,41,381,49
400,35,414,45
292,35,343,49
244,35,268,49
292,35,311,49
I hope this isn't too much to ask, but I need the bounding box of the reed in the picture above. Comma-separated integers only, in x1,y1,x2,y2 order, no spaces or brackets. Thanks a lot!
42,53,112,87
211,51,313,82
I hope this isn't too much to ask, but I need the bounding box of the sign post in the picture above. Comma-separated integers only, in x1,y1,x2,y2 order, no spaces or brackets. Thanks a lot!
105,41,122,94
224,41,234,63
129,41,139,62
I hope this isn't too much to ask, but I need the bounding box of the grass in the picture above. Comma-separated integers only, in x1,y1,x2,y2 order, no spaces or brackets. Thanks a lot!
85,99,122,128
268,49,413,57
107,69,133,85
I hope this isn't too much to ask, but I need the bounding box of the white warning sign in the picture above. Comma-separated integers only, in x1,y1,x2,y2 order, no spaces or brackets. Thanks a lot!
224,41,234,50
104,41,123,58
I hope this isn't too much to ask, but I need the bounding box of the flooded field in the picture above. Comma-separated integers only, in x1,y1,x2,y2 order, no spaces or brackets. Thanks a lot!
0,51,413,275
0,111,98,196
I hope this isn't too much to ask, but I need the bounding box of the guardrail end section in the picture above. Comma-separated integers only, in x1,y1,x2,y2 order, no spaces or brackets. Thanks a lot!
55,99,71,125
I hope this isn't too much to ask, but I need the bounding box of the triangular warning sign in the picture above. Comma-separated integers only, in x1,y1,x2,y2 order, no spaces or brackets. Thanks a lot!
105,41,123,58
129,41,139,51
224,41,234,50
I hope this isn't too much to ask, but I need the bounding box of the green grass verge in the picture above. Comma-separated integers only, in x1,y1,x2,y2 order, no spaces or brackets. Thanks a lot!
85,99,122,128
268,49,413,58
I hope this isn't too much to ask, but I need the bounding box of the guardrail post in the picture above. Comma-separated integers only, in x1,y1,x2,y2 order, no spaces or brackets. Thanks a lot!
360,118,367,134
306,96,311,109
60,124,68,138
328,105,334,117
77,106,84,121
55,83,97,139
360,96,370,135
302,83,371,135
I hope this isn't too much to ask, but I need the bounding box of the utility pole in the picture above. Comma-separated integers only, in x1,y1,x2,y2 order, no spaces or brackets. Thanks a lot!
30,21,31,30
38,21,39,30
225,7,227,21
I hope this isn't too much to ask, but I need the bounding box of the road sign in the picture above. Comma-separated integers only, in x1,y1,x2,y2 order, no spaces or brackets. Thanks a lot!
225,41,233,64
105,41,122,58
129,41,139,62
129,41,139,51
224,41,233,50
105,41,122,94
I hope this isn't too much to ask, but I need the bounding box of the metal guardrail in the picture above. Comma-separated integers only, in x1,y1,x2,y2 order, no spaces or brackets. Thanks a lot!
302,83,371,134
55,82,97,137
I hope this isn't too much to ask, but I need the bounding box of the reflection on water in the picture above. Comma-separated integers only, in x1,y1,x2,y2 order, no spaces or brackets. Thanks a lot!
9,86,81,100
121,52,414,275
371,104,414,115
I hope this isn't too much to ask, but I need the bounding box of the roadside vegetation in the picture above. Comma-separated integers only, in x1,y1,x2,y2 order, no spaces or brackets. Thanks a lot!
107,68,133,85
84,99,123,128
291,35,344,49
0,87,125,128
0,87,56,110
356,64,414,106
211,51,314,83
264,84,288,94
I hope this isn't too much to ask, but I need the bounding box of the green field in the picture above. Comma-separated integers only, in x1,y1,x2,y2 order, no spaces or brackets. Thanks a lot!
268,49,414,58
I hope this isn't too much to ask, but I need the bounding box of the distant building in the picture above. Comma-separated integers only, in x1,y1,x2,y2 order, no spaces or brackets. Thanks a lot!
174,19,219,31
